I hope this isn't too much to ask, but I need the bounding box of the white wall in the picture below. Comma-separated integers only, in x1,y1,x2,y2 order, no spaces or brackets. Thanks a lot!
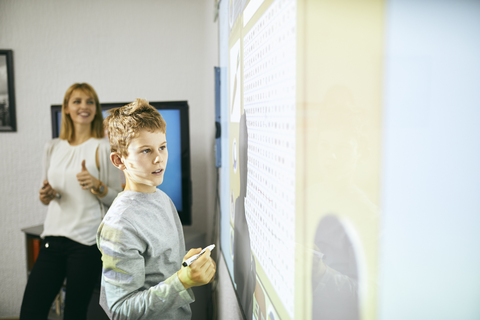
378,1,480,319
0,0,218,316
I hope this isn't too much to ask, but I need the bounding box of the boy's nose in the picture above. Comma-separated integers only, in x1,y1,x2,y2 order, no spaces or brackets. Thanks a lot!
154,155,163,163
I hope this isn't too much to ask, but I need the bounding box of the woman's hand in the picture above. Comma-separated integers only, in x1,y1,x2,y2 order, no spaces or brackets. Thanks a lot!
177,248,216,290
39,180,57,205
76,160,100,191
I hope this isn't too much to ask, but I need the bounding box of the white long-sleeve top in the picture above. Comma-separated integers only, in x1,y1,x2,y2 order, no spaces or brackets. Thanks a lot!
41,137,122,245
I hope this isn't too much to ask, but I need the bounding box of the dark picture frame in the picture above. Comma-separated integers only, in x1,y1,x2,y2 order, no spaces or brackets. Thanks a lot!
0,50,16,132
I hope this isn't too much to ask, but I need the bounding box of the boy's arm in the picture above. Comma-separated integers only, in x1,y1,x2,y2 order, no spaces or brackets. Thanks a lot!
97,219,194,320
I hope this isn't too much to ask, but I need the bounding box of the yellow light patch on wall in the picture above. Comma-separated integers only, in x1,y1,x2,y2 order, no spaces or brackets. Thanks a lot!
297,0,384,319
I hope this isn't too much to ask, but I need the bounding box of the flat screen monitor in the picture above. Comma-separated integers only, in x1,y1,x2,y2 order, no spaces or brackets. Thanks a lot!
51,101,192,225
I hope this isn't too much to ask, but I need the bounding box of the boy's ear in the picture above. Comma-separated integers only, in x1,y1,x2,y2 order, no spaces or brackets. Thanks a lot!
110,152,126,170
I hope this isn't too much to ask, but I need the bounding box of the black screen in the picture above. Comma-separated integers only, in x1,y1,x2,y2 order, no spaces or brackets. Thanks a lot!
51,101,192,225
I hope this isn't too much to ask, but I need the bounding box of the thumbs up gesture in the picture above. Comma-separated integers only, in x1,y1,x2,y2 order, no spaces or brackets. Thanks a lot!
76,159,100,190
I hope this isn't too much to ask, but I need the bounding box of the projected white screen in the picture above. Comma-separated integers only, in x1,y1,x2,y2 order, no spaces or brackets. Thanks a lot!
222,0,298,319
243,0,296,317
220,1,383,319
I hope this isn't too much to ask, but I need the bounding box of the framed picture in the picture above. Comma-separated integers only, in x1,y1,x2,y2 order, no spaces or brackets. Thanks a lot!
0,50,16,132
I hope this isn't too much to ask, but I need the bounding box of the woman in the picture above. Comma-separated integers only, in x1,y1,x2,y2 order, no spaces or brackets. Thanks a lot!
20,83,122,320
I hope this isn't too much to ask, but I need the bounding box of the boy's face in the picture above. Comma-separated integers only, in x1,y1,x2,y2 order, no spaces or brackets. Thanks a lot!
121,129,168,193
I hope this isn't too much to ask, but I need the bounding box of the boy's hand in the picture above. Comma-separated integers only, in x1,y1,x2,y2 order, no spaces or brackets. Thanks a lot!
177,248,216,289
39,180,57,205
76,160,100,190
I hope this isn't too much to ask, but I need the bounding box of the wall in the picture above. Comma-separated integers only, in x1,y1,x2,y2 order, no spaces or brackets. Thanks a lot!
214,0,245,319
378,1,480,319
0,0,218,316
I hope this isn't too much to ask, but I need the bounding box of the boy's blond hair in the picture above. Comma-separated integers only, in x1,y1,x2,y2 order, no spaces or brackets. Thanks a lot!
104,99,166,157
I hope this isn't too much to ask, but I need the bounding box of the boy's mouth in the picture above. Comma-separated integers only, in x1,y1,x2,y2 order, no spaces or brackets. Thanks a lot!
152,169,164,175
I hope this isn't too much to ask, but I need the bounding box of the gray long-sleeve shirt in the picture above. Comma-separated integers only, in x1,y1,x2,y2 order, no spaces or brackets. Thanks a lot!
97,190,194,319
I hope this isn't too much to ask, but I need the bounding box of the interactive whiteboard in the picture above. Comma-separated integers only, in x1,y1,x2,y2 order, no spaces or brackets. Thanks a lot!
219,0,480,319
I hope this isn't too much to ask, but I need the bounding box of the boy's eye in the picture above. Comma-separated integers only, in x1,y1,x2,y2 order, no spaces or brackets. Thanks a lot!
160,146,166,151
142,149,151,154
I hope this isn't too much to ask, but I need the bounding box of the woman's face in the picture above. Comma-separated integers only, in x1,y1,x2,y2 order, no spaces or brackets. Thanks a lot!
65,89,96,127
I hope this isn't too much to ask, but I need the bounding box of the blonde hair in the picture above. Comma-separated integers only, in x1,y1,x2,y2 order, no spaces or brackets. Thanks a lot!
104,98,166,157
59,83,104,141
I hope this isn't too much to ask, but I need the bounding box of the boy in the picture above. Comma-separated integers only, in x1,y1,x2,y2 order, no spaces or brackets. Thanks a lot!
97,99,215,319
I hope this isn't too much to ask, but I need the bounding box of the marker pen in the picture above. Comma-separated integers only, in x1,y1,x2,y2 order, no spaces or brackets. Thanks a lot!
182,244,215,267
